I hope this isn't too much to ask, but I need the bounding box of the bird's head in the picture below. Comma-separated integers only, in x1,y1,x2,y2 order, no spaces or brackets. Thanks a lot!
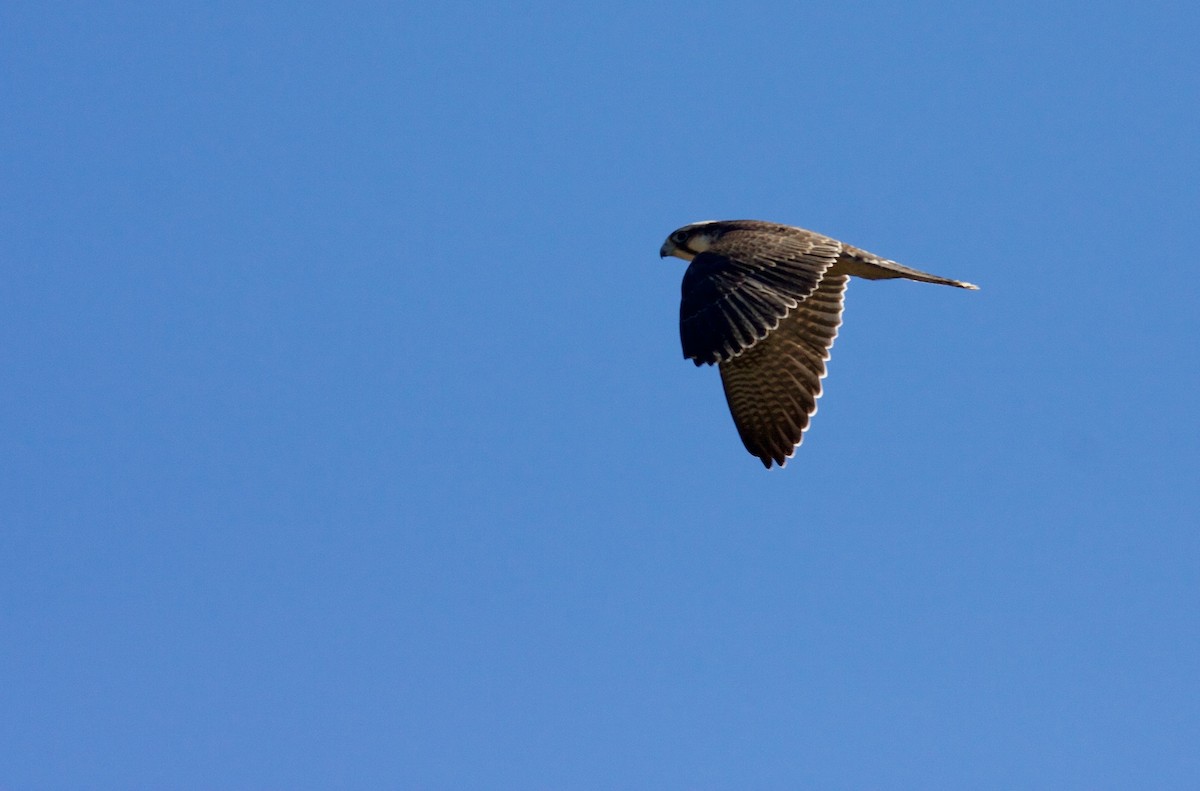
660,221,721,261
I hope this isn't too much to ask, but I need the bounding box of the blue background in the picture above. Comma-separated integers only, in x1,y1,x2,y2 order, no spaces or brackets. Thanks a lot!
3,1,1198,787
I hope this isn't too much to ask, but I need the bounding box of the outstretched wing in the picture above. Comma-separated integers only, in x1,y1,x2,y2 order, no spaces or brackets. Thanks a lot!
717,273,849,468
680,230,842,365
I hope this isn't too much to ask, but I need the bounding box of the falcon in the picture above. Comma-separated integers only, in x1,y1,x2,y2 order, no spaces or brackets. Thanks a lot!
660,219,978,468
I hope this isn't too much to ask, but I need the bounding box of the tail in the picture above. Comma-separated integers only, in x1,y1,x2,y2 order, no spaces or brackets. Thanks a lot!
880,260,979,290
837,246,979,290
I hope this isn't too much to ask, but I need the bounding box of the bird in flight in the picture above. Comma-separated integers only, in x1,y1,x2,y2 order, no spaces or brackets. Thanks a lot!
660,219,978,468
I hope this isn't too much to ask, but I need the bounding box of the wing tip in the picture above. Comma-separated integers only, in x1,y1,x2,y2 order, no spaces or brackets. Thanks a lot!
755,440,801,469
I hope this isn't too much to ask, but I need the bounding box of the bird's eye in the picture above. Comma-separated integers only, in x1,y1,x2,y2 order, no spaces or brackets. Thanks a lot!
672,231,689,244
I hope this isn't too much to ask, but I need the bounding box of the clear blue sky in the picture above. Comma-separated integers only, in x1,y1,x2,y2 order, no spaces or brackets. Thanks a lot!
3,1,1198,788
